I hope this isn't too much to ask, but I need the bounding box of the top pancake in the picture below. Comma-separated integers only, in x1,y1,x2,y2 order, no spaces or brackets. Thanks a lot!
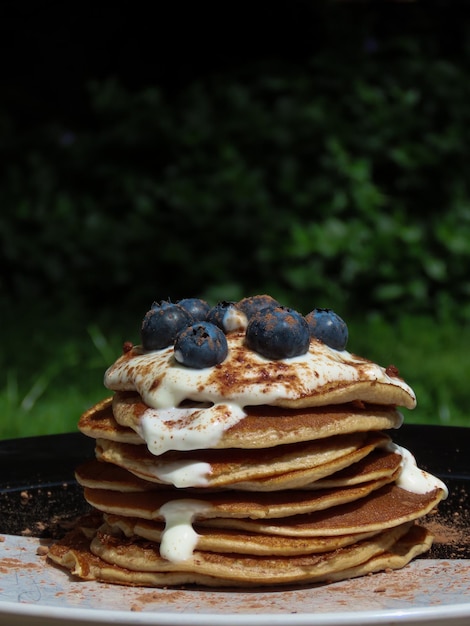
104,333,416,410
100,332,415,455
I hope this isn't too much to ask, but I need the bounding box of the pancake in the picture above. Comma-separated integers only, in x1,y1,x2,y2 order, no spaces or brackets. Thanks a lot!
103,514,381,556
48,522,432,587
202,484,444,536
80,475,403,522
89,521,412,583
76,460,157,492
325,524,434,583
76,445,403,494
93,432,390,490
47,294,447,589
104,333,417,413
79,397,143,445
311,446,403,488
110,391,404,450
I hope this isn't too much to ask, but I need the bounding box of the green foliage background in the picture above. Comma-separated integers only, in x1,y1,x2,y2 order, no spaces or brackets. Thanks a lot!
3,14,470,319
1,5,470,437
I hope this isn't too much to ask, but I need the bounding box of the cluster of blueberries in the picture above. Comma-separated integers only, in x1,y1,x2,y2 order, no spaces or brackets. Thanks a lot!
141,295,348,369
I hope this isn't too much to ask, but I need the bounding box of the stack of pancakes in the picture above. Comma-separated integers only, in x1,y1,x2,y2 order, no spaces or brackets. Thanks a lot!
48,331,447,587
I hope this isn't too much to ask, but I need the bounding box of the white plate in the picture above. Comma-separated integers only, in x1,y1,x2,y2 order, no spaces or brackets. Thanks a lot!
1,535,470,626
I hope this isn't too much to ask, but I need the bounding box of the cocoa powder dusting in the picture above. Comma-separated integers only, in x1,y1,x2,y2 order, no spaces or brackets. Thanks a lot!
425,482,470,559
385,364,400,378
122,341,133,354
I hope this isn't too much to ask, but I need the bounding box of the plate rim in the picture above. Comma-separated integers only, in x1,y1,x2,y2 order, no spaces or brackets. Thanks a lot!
2,592,470,626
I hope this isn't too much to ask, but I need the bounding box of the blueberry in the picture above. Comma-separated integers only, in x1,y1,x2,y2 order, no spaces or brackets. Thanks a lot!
237,294,281,320
176,297,211,321
245,306,310,359
206,301,248,332
141,301,194,351
174,322,228,368
305,308,348,351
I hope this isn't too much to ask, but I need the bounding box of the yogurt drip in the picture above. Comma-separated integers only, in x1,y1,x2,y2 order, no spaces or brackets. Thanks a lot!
147,459,211,488
138,402,246,455
385,442,448,498
159,499,210,562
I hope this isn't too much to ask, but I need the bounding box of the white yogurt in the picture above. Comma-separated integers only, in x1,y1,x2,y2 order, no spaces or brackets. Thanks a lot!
385,442,448,498
222,307,248,332
150,460,211,488
138,402,246,455
159,499,210,563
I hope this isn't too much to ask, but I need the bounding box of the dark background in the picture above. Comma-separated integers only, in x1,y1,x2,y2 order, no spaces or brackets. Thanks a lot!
2,1,332,127
2,1,463,127
2,0,470,323
2,1,470,438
